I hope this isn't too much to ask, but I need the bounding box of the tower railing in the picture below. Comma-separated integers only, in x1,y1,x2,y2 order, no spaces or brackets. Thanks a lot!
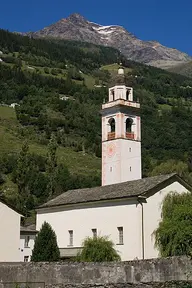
126,132,135,140
108,132,116,140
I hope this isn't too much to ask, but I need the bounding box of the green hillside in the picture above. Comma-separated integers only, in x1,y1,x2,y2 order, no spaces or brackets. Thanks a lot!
0,29,192,219
168,61,192,78
0,106,100,174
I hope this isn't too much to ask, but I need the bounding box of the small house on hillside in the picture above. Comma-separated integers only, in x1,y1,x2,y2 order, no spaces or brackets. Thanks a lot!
0,198,22,261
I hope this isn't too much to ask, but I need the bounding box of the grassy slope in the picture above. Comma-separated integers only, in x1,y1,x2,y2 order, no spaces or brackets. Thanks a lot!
101,63,132,74
1,53,96,89
168,61,192,78
0,106,101,176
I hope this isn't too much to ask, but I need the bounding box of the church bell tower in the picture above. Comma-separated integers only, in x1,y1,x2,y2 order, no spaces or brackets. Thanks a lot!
101,66,142,186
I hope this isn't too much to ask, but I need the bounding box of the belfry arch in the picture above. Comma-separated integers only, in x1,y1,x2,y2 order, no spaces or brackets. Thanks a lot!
109,118,115,133
126,118,133,133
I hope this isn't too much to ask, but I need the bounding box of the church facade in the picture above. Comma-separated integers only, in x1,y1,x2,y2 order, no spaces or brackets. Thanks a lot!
36,67,191,261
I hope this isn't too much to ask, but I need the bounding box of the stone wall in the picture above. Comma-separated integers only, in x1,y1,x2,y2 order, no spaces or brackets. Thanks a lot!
0,256,191,287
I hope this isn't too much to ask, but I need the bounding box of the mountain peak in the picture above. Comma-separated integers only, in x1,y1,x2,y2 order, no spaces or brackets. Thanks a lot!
67,13,87,24
27,14,192,69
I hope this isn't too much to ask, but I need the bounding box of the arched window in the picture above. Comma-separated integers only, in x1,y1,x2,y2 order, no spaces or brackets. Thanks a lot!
112,90,115,101
109,118,115,133
126,118,133,133
126,90,129,101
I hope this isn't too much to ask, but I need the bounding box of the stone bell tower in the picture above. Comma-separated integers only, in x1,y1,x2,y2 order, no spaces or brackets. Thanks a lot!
101,66,142,186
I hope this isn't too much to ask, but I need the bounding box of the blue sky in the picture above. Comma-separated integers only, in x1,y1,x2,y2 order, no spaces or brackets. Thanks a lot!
1,0,191,55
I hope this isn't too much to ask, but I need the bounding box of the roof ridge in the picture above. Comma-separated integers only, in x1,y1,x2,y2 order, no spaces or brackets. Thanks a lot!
37,173,182,210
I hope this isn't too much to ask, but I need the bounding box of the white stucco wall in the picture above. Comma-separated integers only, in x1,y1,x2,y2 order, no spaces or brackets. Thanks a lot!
0,201,21,262
120,140,141,182
143,181,189,259
20,234,36,262
37,181,189,261
102,138,141,185
37,200,142,261
108,86,133,102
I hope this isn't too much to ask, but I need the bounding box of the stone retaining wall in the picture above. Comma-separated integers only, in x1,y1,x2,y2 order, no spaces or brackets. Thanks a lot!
0,256,191,287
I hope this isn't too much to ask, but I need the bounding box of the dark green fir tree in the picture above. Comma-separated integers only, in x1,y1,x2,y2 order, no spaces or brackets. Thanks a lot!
31,221,60,262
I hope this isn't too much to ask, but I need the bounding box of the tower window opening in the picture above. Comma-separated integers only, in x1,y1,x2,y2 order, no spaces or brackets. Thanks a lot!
126,118,133,133
130,166,132,172
112,90,115,101
108,118,116,140
109,118,115,133
126,90,130,101
129,148,131,152
126,118,134,140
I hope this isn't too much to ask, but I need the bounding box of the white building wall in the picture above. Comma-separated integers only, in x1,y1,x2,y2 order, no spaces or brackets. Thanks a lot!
37,200,142,261
143,181,189,259
20,234,36,262
0,201,21,262
37,181,189,261
109,86,133,102
120,140,142,182
102,138,141,185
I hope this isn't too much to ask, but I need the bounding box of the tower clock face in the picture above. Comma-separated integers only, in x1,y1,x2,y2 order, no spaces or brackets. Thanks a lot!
107,143,116,158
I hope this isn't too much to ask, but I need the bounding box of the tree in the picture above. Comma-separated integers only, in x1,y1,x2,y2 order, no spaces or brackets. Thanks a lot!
150,160,192,186
46,135,58,197
154,192,192,257
15,141,31,212
76,236,121,262
44,67,49,74
31,221,60,262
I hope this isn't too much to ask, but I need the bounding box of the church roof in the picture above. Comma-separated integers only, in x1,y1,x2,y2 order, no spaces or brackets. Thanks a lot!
37,173,191,210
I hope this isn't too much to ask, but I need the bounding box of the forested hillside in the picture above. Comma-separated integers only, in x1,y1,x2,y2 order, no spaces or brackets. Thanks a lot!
0,29,192,221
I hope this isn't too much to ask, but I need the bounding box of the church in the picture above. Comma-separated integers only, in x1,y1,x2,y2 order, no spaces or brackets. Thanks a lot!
36,67,191,261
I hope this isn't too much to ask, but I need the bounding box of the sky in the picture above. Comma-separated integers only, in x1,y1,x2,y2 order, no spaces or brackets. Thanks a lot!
1,0,192,55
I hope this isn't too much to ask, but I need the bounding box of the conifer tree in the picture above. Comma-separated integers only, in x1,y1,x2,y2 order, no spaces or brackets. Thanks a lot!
31,221,60,262
15,141,31,212
16,141,30,196
46,135,58,197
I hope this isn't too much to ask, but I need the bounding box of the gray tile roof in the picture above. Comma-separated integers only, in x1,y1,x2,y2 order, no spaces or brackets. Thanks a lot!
38,173,180,209
20,224,38,233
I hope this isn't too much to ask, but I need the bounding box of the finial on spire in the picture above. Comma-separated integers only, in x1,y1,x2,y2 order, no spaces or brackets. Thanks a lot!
118,63,124,75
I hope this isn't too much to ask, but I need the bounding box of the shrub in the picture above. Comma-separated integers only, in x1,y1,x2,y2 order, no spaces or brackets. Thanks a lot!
76,236,121,262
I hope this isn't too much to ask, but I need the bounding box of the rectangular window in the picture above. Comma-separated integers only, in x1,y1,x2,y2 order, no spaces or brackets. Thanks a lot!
24,256,29,262
69,230,73,246
117,227,124,245
24,236,30,248
92,228,97,238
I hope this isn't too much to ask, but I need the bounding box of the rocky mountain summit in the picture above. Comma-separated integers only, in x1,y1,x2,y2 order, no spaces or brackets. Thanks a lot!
26,13,191,69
